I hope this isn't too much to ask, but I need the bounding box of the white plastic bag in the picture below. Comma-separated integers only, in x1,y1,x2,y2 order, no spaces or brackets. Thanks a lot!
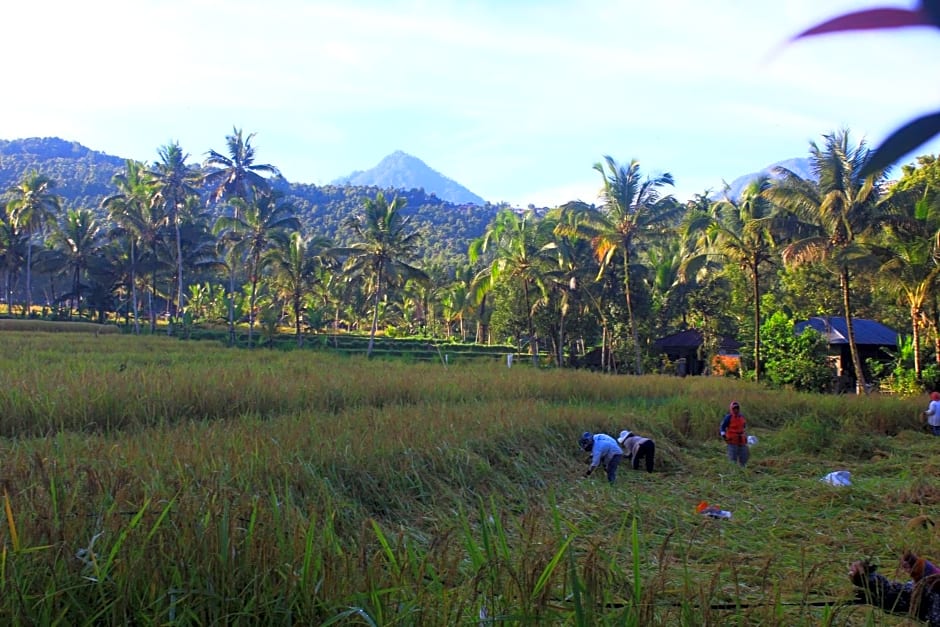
821,470,852,486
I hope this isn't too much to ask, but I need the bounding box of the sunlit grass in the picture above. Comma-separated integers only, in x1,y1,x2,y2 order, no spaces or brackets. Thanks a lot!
0,318,120,333
0,332,933,624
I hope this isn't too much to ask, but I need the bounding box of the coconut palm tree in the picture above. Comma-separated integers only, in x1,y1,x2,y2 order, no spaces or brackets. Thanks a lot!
464,249,497,345
47,208,104,318
203,128,281,204
684,176,781,381
874,171,940,379
644,237,686,331
204,129,281,345
264,230,334,347
103,160,156,334
104,173,168,333
876,235,940,380
398,271,442,337
441,281,472,340
150,143,200,334
880,155,940,368
765,130,887,393
542,206,598,367
213,191,301,347
332,192,428,359
0,209,27,315
469,208,554,366
6,171,61,316
557,157,678,374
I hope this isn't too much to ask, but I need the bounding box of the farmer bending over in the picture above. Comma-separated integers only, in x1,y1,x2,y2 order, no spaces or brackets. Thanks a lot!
579,431,623,484
850,553,940,626
617,430,656,473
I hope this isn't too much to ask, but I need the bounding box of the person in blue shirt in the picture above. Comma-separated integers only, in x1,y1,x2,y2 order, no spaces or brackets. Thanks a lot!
578,431,623,483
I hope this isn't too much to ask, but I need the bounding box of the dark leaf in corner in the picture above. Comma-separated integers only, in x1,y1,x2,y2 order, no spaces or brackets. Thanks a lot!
791,7,930,40
861,111,940,177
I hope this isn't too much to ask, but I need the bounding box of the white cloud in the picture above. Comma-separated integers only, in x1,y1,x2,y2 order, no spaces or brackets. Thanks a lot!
510,178,600,210
3,0,940,204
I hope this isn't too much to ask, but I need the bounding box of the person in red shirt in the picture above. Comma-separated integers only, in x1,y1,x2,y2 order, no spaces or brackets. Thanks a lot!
719,400,749,467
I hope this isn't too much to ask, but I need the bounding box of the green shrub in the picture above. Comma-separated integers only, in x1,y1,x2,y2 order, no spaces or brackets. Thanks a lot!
760,311,832,392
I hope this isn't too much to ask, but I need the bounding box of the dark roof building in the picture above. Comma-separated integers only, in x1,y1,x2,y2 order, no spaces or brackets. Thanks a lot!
794,316,899,347
653,329,741,376
794,317,899,389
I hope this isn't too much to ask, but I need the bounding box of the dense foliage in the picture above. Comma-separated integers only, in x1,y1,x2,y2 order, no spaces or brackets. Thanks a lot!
3,131,940,394
0,138,500,265
759,310,832,392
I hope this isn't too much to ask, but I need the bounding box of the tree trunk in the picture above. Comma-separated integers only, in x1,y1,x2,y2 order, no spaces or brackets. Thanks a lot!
912,305,922,380
752,260,761,382
166,268,175,336
24,239,32,317
149,265,157,334
228,265,237,346
248,264,258,349
367,276,381,359
72,265,80,319
523,280,538,367
171,208,184,337
130,241,140,335
933,295,940,365
477,293,489,345
295,292,303,348
840,267,867,394
622,249,643,374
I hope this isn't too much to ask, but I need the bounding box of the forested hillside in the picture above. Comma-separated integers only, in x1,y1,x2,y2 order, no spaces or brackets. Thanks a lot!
0,138,125,208
0,137,501,265
2,133,937,397
276,182,501,264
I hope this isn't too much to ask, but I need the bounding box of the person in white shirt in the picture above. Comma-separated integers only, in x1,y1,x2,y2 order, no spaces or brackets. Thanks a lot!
617,430,656,473
924,391,940,436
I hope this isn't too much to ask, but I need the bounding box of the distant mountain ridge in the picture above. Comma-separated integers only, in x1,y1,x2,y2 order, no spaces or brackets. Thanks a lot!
721,157,814,200
0,137,127,207
0,137,498,265
332,150,486,206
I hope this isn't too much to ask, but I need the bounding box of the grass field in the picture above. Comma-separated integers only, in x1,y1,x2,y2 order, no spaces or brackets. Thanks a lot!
0,331,935,625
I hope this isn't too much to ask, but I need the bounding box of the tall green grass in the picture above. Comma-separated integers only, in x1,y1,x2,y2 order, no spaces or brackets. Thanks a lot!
0,332,933,624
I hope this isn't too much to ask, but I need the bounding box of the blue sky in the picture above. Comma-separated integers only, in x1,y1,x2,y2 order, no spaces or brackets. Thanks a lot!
3,0,940,207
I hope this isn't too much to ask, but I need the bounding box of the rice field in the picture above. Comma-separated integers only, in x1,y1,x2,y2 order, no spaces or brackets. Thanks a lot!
0,332,934,625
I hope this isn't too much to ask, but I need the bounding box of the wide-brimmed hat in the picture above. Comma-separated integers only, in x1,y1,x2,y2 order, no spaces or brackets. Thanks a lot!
617,430,632,445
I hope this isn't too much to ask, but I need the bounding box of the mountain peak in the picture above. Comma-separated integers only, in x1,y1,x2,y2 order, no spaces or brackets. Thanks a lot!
720,157,814,200
333,151,485,206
